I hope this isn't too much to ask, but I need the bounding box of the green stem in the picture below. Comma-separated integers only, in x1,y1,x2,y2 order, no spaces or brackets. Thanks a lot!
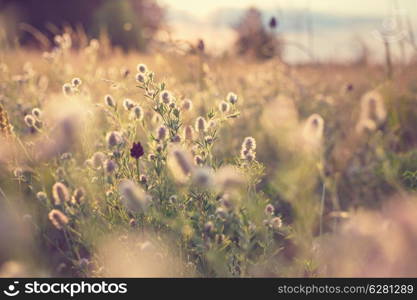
136,158,140,183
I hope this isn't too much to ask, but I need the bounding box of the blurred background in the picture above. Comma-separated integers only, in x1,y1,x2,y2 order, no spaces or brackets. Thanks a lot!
1,0,416,64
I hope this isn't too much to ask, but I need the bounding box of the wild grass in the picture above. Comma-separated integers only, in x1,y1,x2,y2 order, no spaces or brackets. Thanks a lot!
0,36,417,277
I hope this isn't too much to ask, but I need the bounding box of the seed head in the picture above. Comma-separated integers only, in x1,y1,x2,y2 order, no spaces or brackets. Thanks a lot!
91,151,106,169
184,125,194,141
52,182,69,205
160,90,172,104
132,105,144,120
219,101,230,113
204,221,214,235
265,204,275,215
104,95,116,108
194,155,203,165
123,98,135,111
62,83,72,96
271,217,282,229
227,92,238,104
104,159,117,173
157,126,167,141
48,209,69,230
168,195,177,203
192,167,214,188
119,179,150,213
137,63,148,74
139,174,147,184
71,188,85,204
24,115,35,128
32,108,42,119
135,73,146,83
242,137,256,151
36,191,48,202
106,131,123,148
181,99,193,111
195,116,207,133
172,148,193,176
71,77,82,87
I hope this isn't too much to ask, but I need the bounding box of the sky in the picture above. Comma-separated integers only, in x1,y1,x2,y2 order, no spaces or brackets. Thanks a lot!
159,0,417,18
158,0,417,63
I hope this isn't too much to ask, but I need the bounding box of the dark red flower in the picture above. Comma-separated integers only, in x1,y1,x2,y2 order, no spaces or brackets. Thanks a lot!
130,142,144,159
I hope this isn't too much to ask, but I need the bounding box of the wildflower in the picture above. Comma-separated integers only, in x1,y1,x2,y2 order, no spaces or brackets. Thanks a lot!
156,126,167,141
242,137,256,151
106,131,123,148
227,92,238,104
32,108,42,119
36,191,48,202
104,159,117,174
169,102,176,109
118,179,150,213
195,116,207,133
52,182,69,205
71,188,85,204
137,63,148,74
135,73,146,83
130,142,144,159
62,83,72,96
181,99,193,111
91,152,106,169
219,101,230,113
104,95,116,108
48,209,69,230
71,77,82,87
271,217,282,229
123,98,135,111
24,115,35,128
132,105,144,120
160,90,172,104
265,204,275,215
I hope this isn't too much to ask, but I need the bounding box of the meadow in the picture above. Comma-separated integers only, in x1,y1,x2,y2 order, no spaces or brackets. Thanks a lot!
1,34,417,277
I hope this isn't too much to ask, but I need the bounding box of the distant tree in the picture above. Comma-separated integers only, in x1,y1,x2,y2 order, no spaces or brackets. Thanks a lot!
233,7,282,60
0,0,164,51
